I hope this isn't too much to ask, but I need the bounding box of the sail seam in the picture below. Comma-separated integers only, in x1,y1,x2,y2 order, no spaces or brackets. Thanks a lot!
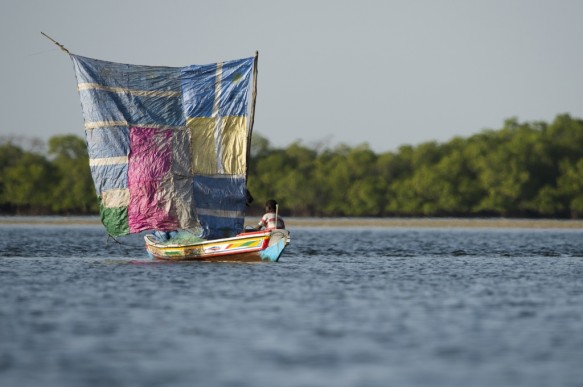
196,208,245,218
89,156,128,166
78,83,180,97
213,63,224,174
85,121,186,130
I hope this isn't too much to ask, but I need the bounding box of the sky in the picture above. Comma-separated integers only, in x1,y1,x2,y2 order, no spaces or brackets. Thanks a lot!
1,0,582,153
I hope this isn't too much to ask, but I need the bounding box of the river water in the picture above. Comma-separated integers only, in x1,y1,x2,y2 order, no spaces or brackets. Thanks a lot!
1,221,582,387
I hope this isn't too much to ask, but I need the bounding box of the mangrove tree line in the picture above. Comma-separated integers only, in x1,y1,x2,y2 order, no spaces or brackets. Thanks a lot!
2,114,583,218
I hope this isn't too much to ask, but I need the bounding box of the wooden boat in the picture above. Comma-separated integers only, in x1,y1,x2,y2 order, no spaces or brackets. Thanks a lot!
145,229,290,262
52,35,291,262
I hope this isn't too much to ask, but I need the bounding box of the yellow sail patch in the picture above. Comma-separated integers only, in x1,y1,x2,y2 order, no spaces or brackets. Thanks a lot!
187,116,247,175
221,116,247,175
188,117,218,174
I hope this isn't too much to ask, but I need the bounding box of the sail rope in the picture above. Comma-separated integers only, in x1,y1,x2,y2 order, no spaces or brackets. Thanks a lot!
105,234,143,248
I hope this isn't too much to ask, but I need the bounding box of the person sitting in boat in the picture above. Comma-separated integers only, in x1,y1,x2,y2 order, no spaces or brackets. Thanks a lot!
257,199,286,230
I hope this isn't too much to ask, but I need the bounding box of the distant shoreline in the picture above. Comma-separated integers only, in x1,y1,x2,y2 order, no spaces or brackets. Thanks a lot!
1,216,583,229
285,217,583,229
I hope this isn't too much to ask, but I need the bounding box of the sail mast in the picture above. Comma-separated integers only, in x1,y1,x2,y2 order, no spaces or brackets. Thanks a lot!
246,51,259,179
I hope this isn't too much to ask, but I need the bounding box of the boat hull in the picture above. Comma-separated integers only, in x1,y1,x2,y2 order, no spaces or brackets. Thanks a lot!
144,229,290,262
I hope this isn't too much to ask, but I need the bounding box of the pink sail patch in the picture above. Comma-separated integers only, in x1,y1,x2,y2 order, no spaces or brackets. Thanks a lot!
127,127,178,233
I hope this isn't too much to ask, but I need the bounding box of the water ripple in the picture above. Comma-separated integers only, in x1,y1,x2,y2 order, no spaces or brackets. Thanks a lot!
1,225,583,387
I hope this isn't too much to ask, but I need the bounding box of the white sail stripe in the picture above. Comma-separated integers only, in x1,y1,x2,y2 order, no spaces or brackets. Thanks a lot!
213,63,224,173
85,120,128,129
196,208,245,218
212,63,223,118
78,83,180,97
195,174,246,179
89,156,128,166
85,121,185,130
101,188,130,208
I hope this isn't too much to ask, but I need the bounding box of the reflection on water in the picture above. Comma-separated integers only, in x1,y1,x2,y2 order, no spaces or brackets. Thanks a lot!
1,224,583,387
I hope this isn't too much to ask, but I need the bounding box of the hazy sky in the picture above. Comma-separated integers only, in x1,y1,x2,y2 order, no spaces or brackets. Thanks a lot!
1,0,582,153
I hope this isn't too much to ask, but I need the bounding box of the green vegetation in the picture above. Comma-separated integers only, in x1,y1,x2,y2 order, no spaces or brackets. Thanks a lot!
248,114,583,218
2,114,583,218
0,135,98,215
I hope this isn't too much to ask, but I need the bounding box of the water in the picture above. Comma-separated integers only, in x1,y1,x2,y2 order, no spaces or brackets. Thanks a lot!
1,223,583,387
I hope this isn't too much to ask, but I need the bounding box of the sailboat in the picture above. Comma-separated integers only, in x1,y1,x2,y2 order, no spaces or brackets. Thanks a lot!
54,36,290,262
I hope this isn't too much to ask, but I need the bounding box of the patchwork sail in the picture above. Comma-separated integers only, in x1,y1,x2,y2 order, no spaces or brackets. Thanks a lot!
70,54,257,239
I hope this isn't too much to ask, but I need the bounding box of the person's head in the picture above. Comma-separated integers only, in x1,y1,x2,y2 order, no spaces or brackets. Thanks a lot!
265,199,278,212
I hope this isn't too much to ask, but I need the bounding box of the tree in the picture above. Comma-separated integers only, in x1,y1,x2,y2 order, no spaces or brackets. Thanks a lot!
312,145,352,216
556,158,583,218
468,121,541,216
48,135,98,214
0,143,25,211
1,151,57,213
249,132,272,159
